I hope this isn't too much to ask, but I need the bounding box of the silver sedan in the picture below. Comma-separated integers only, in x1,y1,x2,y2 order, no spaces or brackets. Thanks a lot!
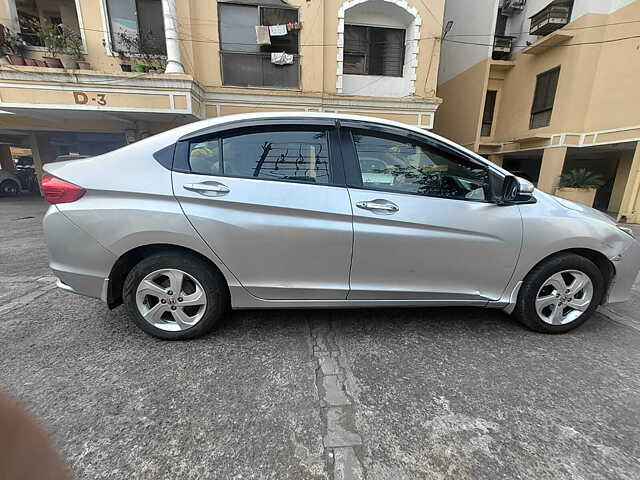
41,113,640,340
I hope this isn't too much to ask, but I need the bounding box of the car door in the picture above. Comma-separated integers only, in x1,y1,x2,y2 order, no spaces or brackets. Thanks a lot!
172,122,353,300
341,123,523,303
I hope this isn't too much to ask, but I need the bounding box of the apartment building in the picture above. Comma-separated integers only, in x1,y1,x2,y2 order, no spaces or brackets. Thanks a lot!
0,0,444,182
434,0,640,221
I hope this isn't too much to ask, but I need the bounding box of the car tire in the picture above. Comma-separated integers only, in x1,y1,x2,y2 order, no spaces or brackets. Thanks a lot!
0,179,20,196
123,252,229,340
514,253,604,334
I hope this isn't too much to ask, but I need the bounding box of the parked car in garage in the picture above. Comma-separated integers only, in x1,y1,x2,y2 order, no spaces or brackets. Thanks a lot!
41,113,640,340
14,156,40,194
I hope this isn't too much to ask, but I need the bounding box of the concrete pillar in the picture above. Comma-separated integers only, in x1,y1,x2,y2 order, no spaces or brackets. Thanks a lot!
162,0,185,74
487,154,503,167
608,149,634,213
29,134,56,190
617,142,640,223
537,147,567,194
0,144,15,171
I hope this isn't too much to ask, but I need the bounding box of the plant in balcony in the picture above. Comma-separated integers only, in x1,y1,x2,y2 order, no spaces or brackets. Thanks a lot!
29,19,65,68
116,32,146,72
555,168,604,207
116,31,164,73
61,25,90,69
0,26,28,65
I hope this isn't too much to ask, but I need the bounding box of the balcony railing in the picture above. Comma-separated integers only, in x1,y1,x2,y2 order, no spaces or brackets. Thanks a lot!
493,35,515,60
502,0,526,15
530,4,571,36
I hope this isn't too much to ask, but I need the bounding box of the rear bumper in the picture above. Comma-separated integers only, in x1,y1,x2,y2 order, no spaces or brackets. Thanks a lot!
55,277,110,302
606,239,640,304
44,206,116,302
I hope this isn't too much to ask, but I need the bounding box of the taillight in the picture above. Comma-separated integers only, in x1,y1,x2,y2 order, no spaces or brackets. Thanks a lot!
41,174,86,204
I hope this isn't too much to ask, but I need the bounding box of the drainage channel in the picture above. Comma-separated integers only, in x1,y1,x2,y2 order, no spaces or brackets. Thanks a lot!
309,314,365,480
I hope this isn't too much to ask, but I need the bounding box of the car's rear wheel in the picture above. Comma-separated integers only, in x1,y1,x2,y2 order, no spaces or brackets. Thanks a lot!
0,179,20,196
514,253,604,333
123,252,228,340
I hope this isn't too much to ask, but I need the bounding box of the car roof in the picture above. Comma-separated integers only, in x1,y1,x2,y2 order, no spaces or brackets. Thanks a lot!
180,111,433,140
168,112,509,175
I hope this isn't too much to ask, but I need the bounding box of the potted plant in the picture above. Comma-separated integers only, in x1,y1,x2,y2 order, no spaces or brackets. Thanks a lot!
30,19,65,68
555,168,604,207
117,32,146,72
60,25,89,69
0,27,28,65
116,31,164,73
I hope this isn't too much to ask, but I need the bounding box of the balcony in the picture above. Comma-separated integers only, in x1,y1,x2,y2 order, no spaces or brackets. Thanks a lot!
502,0,526,15
529,1,573,36
493,35,515,60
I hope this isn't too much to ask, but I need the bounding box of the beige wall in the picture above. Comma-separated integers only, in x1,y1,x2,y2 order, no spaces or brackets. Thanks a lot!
0,0,443,98
435,1,640,150
433,59,490,147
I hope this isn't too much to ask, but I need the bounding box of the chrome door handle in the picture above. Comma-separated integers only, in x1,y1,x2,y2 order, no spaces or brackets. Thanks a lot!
356,199,399,214
183,181,230,197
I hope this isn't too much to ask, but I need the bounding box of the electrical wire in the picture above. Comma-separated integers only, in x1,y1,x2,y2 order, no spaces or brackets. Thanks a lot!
443,33,640,49
445,18,640,37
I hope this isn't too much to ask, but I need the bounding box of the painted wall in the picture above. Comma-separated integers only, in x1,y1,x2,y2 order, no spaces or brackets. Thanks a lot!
435,0,640,149
433,59,489,146
508,0,637,55
437,0,498,84
493,2,640,142
439,0,638,82
0,0,444,101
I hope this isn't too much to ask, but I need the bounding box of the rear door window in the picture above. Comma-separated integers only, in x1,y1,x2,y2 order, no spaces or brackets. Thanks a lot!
188,129,331,185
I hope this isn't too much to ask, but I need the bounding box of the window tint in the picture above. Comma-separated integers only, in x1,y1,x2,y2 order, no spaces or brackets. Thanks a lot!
189,140,221,176
530,67,560,129
352,132,489,201
189,130,331,184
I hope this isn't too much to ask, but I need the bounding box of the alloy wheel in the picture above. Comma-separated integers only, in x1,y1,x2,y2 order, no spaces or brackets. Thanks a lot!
535,270,593,325
135,268,207,331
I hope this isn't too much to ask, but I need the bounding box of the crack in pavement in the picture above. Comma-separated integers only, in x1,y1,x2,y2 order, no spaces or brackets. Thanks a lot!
0,275,58,316
309,314,365,480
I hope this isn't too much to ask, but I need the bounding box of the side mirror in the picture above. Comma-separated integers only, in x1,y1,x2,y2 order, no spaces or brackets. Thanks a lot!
498,175,535,205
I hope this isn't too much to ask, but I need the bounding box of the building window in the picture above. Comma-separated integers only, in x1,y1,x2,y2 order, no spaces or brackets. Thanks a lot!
218,2,299,89
16,0,81,47
530,67,560,129
481,90,497,137
106,0,166,55
343,25,405,77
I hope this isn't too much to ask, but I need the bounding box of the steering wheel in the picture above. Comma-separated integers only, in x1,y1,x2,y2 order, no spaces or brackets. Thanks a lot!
360,157,389,172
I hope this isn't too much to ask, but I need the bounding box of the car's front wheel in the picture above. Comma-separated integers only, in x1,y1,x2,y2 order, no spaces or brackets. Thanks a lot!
514,253,604,333
123,252,229,340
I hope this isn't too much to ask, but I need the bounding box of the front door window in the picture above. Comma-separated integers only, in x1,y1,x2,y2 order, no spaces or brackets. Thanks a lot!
351,131,490,201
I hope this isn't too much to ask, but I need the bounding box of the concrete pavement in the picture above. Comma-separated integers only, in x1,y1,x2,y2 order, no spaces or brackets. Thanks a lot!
1,197,639,479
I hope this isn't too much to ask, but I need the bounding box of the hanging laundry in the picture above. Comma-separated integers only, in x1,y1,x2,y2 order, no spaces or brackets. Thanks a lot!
271,52,294,65
287,22,303,32
269,24,288,36
255,25,271,45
